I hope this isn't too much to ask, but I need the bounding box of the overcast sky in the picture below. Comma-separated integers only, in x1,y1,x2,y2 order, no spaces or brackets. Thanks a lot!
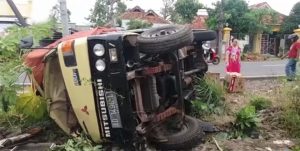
27,0,299,25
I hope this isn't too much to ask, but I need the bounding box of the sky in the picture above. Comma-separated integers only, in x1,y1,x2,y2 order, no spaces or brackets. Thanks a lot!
25,0,299,25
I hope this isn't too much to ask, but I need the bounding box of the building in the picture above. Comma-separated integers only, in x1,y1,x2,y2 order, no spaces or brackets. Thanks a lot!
190,9,208,30
249,2,286,55
0,0,32,36
116,6,170,29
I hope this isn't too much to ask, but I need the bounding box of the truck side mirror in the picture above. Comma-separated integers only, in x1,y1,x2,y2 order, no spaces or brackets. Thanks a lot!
20,36,33,49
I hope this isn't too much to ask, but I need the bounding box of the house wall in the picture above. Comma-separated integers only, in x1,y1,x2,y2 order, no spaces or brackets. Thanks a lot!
0,0,32,18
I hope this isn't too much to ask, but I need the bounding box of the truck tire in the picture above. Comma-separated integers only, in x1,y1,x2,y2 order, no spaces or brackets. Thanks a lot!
193,30,217,42
137,25,193,54
154,115,205,150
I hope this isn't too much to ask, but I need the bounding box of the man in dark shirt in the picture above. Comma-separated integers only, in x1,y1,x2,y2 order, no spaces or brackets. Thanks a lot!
282,34,300,81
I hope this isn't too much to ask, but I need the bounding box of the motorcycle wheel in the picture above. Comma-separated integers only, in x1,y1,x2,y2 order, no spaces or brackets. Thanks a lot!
212,57,220,65
153,115,205,150
137,25,193,54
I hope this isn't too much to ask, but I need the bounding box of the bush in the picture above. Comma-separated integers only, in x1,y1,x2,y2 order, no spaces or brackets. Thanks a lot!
230,105,259,139
191,77,225,117
249,96,272,111
282,83,300,138
51,134,102,151
127,19,153,30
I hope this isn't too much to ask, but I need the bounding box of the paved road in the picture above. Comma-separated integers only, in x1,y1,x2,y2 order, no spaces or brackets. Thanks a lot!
208,60,288,78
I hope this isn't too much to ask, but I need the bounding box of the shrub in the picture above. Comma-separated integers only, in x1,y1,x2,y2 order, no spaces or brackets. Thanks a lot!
127,19,153,30
15,91,47,121
51,134,102,151
282,83,300,138
249,96,272,111
230,105,259,139
191,77,225,117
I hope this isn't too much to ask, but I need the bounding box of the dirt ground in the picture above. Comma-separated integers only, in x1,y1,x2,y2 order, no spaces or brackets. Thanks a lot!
195,79,298,151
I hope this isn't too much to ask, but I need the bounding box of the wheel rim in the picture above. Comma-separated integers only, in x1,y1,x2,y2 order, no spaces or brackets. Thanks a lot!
149,28,178,38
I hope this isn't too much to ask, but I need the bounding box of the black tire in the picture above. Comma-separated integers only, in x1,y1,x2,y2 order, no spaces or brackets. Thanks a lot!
154,115,205,150
193,30,217,42
212,57,220,65
137,25,193,54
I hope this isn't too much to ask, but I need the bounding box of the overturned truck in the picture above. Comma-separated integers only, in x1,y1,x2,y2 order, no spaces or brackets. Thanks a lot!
23,25,216,150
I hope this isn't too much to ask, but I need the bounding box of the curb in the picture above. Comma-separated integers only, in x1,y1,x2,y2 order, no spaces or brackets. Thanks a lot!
220,75,285,80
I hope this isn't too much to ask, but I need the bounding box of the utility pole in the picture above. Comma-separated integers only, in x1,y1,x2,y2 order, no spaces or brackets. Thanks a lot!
217,0,224,59
59,0,69,36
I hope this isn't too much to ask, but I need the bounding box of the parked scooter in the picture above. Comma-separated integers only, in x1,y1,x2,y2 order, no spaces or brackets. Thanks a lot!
202,43,220,65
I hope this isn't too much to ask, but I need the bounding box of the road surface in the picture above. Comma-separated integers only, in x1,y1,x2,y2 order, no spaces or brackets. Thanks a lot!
208,60,288,78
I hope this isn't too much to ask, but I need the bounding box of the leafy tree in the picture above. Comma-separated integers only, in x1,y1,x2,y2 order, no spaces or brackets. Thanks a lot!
116,1,127,16
207,0,249,34
207,0,277,35
88,0,127,26
174,0,203,23
127,20,153,30
282,2,300,33
160,0,175,20
0,20,55,112
244,8,278,34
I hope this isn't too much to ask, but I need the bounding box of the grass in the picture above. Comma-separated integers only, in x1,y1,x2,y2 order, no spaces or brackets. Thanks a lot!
249,96,272,111
281,79,300,138
191,76,225,117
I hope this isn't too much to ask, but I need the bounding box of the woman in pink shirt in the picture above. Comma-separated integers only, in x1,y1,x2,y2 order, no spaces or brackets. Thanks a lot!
225,38,241,73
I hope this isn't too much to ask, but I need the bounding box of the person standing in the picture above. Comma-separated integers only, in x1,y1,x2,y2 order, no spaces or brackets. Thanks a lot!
282,34,300,81
225,38,241,73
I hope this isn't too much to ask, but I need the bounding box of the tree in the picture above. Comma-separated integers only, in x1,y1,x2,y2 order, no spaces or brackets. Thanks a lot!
0,20,56,112
49,4,71,22
207,0,277,35
174,0,203,23
244,8,278,34
127,20,153,30
116,1,127,16
88,0,127,26
160,0,175,20
207,0,249,34
282,2,300,33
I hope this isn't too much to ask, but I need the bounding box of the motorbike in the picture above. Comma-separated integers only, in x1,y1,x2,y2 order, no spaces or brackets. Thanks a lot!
21,25,217,150
202,43,220,65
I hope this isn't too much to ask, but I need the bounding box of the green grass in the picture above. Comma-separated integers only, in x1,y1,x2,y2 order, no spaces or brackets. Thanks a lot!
249,96,272,111
281,80,300,138
191,77,225,117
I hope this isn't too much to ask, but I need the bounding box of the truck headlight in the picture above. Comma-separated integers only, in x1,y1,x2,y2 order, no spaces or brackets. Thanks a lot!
93,44,105,56
95,59,106,71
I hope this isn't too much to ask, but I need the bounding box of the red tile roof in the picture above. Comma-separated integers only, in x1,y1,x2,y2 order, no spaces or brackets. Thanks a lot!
249,2,271,9
119,6,170,24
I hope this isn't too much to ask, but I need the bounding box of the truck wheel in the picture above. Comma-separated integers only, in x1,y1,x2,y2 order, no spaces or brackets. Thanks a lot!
193,30,217,42
137,25,193,54
153,115,205,150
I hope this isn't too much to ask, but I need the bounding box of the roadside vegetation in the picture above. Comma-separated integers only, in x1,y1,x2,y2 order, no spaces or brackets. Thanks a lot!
281,79,300,138
191,76,225,117
0,20,69,147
